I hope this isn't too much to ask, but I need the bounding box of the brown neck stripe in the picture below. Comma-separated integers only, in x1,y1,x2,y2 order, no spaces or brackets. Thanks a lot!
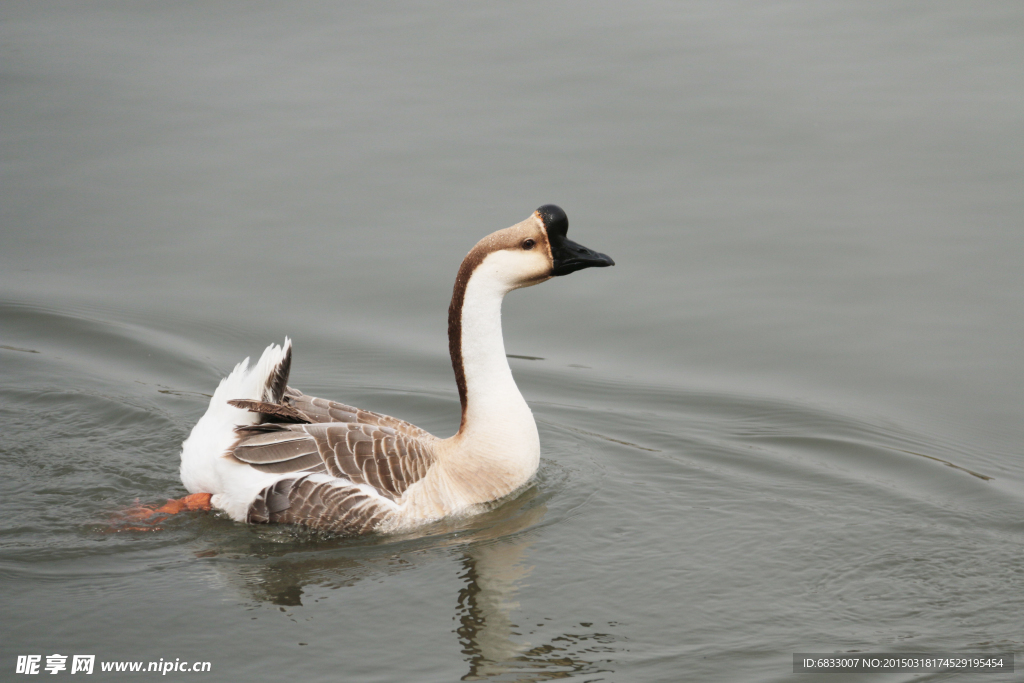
447,224,545,433
447,244,488,433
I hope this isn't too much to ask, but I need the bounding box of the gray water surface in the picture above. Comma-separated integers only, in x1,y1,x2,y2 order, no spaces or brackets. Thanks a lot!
2,2,1023,681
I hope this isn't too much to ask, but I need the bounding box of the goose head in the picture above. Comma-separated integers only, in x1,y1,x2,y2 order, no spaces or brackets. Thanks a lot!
458,205,615,294
447,204,615,439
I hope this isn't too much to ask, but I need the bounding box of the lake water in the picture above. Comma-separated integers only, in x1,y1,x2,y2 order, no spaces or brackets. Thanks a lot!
2,1,1022,681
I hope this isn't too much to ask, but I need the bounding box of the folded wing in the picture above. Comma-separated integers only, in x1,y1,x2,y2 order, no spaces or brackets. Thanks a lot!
247,475,395,534
229,387,434,440
227,385,438,533
231,420,436,502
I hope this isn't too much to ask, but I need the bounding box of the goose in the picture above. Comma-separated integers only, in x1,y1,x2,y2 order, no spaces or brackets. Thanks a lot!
175,205,613,535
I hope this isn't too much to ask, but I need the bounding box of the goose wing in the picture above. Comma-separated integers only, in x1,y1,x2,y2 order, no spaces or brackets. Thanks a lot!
246,474,395,535
229,387,433,441
230,422,436,501
283,387,435,440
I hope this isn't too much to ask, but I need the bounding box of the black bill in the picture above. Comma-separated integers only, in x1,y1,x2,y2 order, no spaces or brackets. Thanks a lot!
535,204,615,277
550,236,615,276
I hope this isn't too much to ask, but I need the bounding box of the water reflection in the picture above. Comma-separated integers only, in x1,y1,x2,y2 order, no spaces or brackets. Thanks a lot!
197,489,617,680
454,535,619,682
455,546,530,679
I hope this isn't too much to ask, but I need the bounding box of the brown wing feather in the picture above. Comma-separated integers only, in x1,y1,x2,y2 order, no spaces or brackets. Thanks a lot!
282,387,434,440
302,422,435,500
263,344,292,403
247,476,393,534
230,421,436,501
228,387,434,443
227,399,310,423
230,424,325,475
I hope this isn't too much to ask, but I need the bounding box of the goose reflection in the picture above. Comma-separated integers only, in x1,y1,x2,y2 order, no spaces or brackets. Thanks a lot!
454,525,535,679
454,527,618,682
194,487,614,680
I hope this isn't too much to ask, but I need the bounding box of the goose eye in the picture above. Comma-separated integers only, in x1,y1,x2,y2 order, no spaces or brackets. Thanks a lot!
522,239,536,250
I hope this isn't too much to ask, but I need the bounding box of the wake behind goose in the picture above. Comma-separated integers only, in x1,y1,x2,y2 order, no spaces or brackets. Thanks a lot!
178,205,614,535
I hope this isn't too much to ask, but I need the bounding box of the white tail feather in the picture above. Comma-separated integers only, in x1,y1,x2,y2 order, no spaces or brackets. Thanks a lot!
179,338,292,504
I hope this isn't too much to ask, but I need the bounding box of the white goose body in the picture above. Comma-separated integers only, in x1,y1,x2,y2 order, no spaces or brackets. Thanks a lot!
179,205,613,535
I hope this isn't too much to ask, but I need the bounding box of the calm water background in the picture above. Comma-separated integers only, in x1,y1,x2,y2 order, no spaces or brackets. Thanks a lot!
2,1,1023,681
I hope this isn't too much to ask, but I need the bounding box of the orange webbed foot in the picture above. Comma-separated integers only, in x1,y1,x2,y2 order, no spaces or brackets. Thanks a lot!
106,493,213,532
152,492,213,515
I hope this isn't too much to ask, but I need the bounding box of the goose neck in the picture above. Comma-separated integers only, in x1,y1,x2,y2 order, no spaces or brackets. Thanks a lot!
448,263,529,435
